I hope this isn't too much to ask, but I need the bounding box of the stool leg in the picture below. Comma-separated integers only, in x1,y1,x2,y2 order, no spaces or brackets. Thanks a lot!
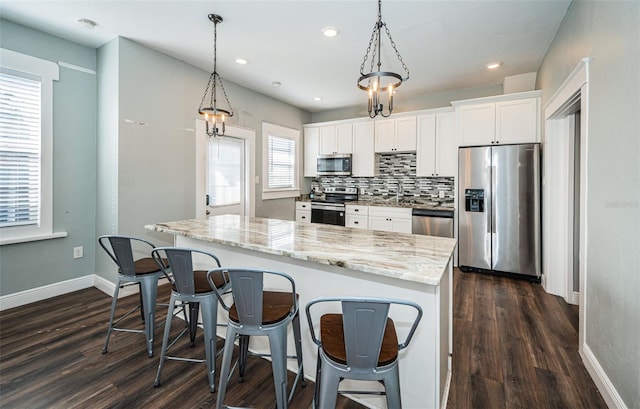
318,357,340,409
188,302,200,346
200,297,218,393
102,276,122,354
154,293,176,387
383,367,402,409
313,348,322,409
292,311,306,387
140,276,159,357
216,325,237,409
238,335,249,382
269,328,289,409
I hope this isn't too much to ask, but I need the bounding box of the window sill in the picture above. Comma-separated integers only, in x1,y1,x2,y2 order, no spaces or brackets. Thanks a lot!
0,231,68,246
262,189,301,200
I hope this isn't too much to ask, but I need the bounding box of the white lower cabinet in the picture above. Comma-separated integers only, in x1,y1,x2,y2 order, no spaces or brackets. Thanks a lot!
346,204,369,229
368,206,412,234
295,201,311,223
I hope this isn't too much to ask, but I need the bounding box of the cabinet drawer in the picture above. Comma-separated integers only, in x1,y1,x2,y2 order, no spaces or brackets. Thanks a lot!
296,210,311,223
346,204,369,216
346,215,368,229
368,206,412,218
295,201,311,210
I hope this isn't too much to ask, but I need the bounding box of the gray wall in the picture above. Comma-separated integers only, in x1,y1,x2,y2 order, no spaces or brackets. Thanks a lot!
0,19,97,296
311,84,503,123
94,37,311,281
537,1,640,406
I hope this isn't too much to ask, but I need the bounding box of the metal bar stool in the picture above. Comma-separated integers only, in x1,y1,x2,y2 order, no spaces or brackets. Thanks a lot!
305,297,423,409
151,247,231,392
208,267,306,409
98,235,169,357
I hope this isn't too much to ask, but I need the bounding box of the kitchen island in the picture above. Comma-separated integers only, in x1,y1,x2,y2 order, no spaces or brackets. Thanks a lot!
146,215,456,409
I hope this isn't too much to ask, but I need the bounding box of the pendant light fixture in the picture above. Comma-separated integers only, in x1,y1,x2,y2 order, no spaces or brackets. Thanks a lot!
357,0,409,118
198,14,233,137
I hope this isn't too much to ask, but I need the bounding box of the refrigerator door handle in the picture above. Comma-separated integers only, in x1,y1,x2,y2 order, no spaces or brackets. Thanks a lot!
487,165,492,233
491,165,497,234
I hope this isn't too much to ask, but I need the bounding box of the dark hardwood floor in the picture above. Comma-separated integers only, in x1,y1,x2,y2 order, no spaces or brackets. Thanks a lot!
447,269,607,409
0,269,607,408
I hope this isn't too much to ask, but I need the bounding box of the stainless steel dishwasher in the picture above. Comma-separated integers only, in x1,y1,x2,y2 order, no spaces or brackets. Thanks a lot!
412,208,454,238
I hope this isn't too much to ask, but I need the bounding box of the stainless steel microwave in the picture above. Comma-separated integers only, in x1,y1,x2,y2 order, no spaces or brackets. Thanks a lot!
317,154,352,176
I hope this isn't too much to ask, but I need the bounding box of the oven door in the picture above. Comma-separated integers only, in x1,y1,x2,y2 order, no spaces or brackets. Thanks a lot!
311,204,345,226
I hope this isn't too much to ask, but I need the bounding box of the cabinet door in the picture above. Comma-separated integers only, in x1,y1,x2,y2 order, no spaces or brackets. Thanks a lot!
457,103,496,146
391,218,412,234
319,125,337,154
303,127,320,177
435,112,457,176
335,123,353,154
374,119,395,153
369,215,393,232
496,97,538,144
416,114,436,177
394,116,417,151
352,121,376,177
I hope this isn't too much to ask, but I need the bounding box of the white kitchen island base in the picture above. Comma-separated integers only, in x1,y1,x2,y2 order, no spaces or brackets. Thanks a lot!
147,216,455,409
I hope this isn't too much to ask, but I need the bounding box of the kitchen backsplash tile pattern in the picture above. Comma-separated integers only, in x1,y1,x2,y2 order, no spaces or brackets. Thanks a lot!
311,153,455,206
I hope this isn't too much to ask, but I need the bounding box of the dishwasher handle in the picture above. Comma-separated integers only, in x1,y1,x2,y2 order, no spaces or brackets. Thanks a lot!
411,208,454,218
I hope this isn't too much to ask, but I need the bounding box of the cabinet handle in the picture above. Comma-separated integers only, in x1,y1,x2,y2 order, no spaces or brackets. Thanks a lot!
354,221,359,224
354,209,359,212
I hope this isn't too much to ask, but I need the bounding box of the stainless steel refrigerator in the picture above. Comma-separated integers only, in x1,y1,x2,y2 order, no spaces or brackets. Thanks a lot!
458,144,541,280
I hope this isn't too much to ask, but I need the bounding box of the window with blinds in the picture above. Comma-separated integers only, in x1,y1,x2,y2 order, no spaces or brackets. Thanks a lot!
261,122,300,200
0,72,41,228
267,133,295,189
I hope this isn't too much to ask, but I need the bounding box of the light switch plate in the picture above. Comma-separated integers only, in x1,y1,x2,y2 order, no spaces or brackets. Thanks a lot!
439,191,446,198
73,246,83,259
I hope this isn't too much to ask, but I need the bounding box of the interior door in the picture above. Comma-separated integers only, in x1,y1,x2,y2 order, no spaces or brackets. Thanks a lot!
206,136,246,217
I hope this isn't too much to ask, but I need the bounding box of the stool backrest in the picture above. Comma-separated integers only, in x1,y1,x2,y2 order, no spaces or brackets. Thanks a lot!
209,268,297,328
98,235,155,277
306,297,423,370
342,300,391,371
151,247,222,296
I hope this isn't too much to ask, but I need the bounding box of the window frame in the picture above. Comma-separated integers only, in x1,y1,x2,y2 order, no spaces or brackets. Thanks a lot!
261,122,301,200
0,48,65,245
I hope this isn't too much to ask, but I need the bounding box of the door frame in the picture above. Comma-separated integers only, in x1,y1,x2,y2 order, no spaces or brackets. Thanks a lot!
195,119,256,219
542,58,589,348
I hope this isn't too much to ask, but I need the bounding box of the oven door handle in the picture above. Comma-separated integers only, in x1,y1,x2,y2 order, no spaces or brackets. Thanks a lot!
311,204,345,212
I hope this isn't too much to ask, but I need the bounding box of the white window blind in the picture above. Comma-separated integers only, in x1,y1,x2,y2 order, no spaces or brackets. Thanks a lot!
267,133,295,189
0,72,41,228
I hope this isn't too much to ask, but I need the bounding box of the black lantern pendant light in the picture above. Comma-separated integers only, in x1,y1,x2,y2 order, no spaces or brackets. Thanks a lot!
198,14,233,137
357,0,409,118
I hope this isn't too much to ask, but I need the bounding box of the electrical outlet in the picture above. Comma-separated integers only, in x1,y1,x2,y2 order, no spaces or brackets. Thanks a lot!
439,190,446,199
73,246,84,259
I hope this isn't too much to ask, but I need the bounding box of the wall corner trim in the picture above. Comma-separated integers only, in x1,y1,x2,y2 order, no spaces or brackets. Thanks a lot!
581,343,630,409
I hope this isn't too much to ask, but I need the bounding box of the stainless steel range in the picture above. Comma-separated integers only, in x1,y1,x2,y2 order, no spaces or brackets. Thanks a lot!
311,187,358,226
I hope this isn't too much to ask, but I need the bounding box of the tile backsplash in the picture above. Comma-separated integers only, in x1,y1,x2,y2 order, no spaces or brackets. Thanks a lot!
311,152,455,206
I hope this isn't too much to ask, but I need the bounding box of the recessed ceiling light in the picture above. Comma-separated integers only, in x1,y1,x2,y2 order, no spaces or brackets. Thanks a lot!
486,62,502,70
314,97,323,101
235,58,248,65
272,81,282,88
322,26,339,38
76,18,97,30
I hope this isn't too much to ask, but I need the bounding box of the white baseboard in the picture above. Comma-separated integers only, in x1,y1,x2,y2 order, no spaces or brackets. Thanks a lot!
1,274,173,311
0,275,95,311
581,343,628,409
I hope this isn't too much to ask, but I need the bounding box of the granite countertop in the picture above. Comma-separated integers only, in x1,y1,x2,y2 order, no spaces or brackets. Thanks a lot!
146,215,456,286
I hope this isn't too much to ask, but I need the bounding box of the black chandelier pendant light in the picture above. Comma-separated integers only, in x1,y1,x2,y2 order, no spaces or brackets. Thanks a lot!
198,13,233,137
357,0,410,118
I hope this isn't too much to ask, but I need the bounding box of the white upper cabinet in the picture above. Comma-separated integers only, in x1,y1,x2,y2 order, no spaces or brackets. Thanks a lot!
303,127,320,177
319,123,353,155
495,98,538,144
352,121,376,177
374,116,417,153
453,91,541,146
417,111,456,177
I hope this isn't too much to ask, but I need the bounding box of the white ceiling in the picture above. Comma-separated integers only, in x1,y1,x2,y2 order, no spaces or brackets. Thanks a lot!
0,0,571,113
